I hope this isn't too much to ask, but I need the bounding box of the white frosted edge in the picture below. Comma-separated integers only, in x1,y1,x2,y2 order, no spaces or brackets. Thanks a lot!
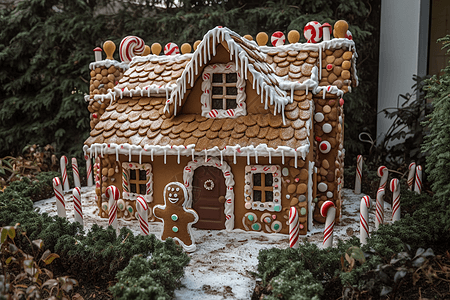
83,142,310,162
89,59,129,71
130,53,193,66
93,84,177,103
258,38,356,53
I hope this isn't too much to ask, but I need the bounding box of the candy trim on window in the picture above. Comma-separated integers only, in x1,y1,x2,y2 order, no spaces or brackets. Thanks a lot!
244,165,281,212
121,162,153,202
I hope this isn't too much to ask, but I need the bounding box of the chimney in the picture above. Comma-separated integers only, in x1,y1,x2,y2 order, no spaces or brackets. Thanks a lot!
93,47,102,62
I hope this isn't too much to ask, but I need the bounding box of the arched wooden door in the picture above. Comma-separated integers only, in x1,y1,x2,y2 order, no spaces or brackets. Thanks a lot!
192,166,226,230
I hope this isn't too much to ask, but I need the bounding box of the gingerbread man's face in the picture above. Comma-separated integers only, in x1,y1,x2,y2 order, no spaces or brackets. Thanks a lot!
164,183,186,207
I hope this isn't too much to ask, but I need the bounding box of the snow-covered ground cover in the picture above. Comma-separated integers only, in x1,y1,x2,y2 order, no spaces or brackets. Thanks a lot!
34,187,392,299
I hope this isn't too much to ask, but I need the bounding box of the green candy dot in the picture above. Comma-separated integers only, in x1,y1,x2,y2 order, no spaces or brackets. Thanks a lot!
252,223,261,231
172,226,178,233
128,206,133,213
248,215,254,221
274,206,281,212
273,223,280,230
300,207,307,215
171,214,178,221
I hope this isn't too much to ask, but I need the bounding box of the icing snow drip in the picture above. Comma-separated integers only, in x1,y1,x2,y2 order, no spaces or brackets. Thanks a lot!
89,59,129,71
183,157,235,231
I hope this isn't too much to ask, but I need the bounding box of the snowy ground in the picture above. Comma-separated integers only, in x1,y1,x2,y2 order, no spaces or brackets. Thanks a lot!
34,187,392,300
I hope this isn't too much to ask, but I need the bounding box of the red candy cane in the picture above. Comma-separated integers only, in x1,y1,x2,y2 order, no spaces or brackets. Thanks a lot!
321,201,336,248
289,207,299,248
73,187,83,227
375,187,385,230
377,166,388,192
390,179,401,222
354,155,363,194
360,195,371,245
53,177,66,218
106,186,120,230
60,156,69,192
119,36,145,63
414,165,422,194
85,155,93,187
136,196,149,235
407,162,416,191
72,158,80,188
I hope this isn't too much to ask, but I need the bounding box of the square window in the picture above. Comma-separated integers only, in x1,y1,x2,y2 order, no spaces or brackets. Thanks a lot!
212,86,223,95
139,170,147,180
130,183,137,193
253,173,261,186
212,73,223,83
139,184,146,194
212,98,223,109
265,173,273,186
226,86,237,96
253,190,262,202
130,170,136,180
226,99,237,109
226,73,237,83
265,191,273,202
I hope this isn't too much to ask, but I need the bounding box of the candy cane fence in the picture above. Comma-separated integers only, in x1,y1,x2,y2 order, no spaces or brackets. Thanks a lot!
375,188,385,230
72,158,81,188
377,166,388,192
60,156,70,192
106,185,120,230
407,162,416,191
354,155,363,194
73,187,83,227
52,177,66,218
85,155,93,187
360,195,371,245
414,165,422,194
289,207,299,249
136,196,149,235
320,201,336,248
390,179,401,222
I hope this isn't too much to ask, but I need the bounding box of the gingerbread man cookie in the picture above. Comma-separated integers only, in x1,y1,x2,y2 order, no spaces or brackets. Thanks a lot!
153,182,199,252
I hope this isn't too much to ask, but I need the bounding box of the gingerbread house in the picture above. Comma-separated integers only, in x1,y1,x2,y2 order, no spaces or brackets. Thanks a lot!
83,22,358,236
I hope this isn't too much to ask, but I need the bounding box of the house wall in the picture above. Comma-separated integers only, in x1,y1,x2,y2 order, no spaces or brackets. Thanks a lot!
377,0,429,142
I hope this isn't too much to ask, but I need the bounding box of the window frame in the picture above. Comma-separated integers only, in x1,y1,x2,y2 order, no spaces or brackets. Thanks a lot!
200,62,246,118
121,162,153,202
244,165,282,212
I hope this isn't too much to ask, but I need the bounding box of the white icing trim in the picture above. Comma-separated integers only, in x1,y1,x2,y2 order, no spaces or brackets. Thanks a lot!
307,161,315,232
201,63,246,118
183,157,235,231
121,162,153,202
244,165,282,212
153,182,199,252
83,142,310,163
89,59,129,71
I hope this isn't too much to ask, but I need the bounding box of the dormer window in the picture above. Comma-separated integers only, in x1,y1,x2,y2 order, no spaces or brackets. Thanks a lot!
201,62,246,118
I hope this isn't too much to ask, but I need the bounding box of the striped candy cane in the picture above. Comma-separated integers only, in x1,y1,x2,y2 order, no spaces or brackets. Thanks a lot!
85,155,93,187
360,195,371,245
136,196,149,235
377,166,388,192
414,165,422,194
390,179,401,222
95,158,101,189
289,207,299,248
53,177,66,218
375,188,385,230
60,156,69,192
72,158,81,188
320,201,336,248
73,187,83,227
407,162,416,191
354,155,363,194
106,186,120,230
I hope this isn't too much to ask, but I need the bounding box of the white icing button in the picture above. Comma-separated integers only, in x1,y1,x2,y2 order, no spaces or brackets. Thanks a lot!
339,116,343,124
326,191,333,198
286,194,291,199
322,123,332,133
315,112,324,122
318,182,328,192
319,141,332,154
282,167,289,176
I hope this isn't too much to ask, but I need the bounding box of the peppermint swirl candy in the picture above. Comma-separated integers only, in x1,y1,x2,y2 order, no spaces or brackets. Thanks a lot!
119,36,145,63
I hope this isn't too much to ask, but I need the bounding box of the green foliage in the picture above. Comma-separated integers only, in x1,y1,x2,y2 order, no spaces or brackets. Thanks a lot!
110,240,190,300
422,35,450,218
1,0,380,163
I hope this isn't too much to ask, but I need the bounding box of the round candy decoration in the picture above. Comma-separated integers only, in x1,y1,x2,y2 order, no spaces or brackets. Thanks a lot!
119,36,145,63
319,141,332,154
315,112,324,122
304,21,322,43
318,182,328,192
204,179,214,190
164,42,180,56
271,31,285,47
322,123,333,133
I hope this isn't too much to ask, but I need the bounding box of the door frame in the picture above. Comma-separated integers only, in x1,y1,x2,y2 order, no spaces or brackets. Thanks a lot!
183,156,235,231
